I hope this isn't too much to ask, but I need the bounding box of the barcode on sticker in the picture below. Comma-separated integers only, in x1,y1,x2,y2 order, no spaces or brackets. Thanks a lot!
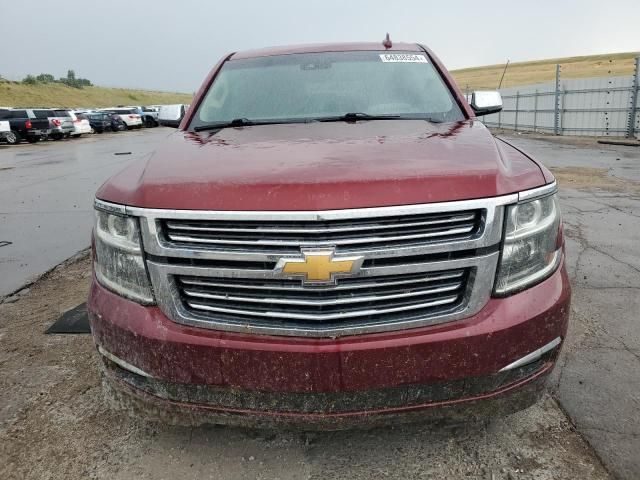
379,54,428,63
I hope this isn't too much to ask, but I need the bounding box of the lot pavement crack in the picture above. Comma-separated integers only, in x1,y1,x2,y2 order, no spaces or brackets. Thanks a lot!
597,327,640,364
563,218,589,284
588,245,640,275
585,198,640,219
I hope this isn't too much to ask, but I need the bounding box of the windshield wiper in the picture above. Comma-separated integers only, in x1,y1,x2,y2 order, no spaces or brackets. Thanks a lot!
314,112,402,122
194,118,313,132
313,113,444,123
193,113,443,131
194,118,258,132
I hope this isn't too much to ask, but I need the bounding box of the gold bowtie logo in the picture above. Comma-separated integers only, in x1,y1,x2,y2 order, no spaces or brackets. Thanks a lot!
276,249,364,285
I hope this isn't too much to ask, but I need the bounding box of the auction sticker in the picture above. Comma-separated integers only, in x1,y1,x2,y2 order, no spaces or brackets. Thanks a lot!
379,53,428,63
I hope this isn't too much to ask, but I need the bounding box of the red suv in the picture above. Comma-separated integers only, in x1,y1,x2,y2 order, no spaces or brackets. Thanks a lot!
88,41,570,429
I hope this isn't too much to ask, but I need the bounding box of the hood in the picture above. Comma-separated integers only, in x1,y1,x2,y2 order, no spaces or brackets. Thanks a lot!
96,120,546,211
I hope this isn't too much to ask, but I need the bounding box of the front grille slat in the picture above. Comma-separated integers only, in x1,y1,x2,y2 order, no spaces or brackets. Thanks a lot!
166,225,475,247
161,210,482,253
181,281,462,307
178,270,465,292
165,213,476,235
186,295,461,322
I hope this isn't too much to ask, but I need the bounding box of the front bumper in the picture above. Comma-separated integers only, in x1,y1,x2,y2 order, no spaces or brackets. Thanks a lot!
101,354,552,429
89,262,570,427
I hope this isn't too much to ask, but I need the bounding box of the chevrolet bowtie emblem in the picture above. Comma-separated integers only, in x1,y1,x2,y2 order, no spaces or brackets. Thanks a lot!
275,249,364,285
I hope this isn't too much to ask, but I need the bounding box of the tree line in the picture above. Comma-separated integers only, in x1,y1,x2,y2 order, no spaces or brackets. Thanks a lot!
21,70,92,89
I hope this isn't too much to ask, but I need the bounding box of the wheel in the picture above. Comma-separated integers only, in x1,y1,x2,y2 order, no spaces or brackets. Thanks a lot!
51,133,63,141
5,131,19,145
64,132,71,138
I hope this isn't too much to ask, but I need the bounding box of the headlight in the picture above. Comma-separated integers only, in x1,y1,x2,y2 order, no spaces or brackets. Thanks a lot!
494,193,562,295
94,208,154,304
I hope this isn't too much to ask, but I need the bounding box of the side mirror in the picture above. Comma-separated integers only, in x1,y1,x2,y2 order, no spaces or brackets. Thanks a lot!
158,104,186,128
470,91,502,116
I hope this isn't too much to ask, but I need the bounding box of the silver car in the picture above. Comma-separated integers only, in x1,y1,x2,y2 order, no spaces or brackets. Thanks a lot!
35,109,74,140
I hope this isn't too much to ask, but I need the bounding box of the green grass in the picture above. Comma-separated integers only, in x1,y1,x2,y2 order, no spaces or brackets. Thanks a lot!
451,51,640,91
0,82,193,108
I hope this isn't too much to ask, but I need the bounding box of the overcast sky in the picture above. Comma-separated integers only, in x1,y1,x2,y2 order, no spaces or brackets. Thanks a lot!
2,0,638,93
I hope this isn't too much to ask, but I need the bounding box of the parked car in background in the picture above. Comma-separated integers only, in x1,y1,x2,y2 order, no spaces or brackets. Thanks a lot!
85,112,112,133
157,104,188,127
100,108,143,129
130,106,157,128
38,109,74,140
85,112,125,133
141,106,159,127
69,111,92,137
0,108,51,144
107,112,127,132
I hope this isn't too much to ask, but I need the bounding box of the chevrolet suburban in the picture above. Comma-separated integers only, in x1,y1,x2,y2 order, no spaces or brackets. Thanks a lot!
88,40,570,429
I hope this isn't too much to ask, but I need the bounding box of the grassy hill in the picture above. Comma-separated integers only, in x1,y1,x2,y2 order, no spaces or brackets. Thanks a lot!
0,82,193,108
451,51,639,91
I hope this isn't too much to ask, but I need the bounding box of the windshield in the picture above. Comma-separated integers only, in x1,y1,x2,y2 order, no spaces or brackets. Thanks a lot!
190,51,464,129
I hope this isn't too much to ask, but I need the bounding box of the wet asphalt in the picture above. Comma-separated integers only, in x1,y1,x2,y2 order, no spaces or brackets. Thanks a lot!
0,128,171,296
0,128,639,478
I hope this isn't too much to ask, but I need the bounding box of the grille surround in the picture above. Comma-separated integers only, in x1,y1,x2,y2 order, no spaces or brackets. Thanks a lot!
94,189,565,337
145,250,500,337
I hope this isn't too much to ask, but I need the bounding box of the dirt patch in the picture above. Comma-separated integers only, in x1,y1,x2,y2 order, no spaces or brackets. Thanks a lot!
550,166,640,195
0,256,612,479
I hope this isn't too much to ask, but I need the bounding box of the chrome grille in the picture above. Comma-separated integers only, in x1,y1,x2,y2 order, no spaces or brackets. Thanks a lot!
160,210,482,253
176,269,468,323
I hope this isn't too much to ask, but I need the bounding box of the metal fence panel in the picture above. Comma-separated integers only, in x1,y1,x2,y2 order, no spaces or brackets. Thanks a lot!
480,57,640,139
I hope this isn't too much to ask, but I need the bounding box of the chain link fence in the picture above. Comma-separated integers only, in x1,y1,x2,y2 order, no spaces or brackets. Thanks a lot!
478,57,640,139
